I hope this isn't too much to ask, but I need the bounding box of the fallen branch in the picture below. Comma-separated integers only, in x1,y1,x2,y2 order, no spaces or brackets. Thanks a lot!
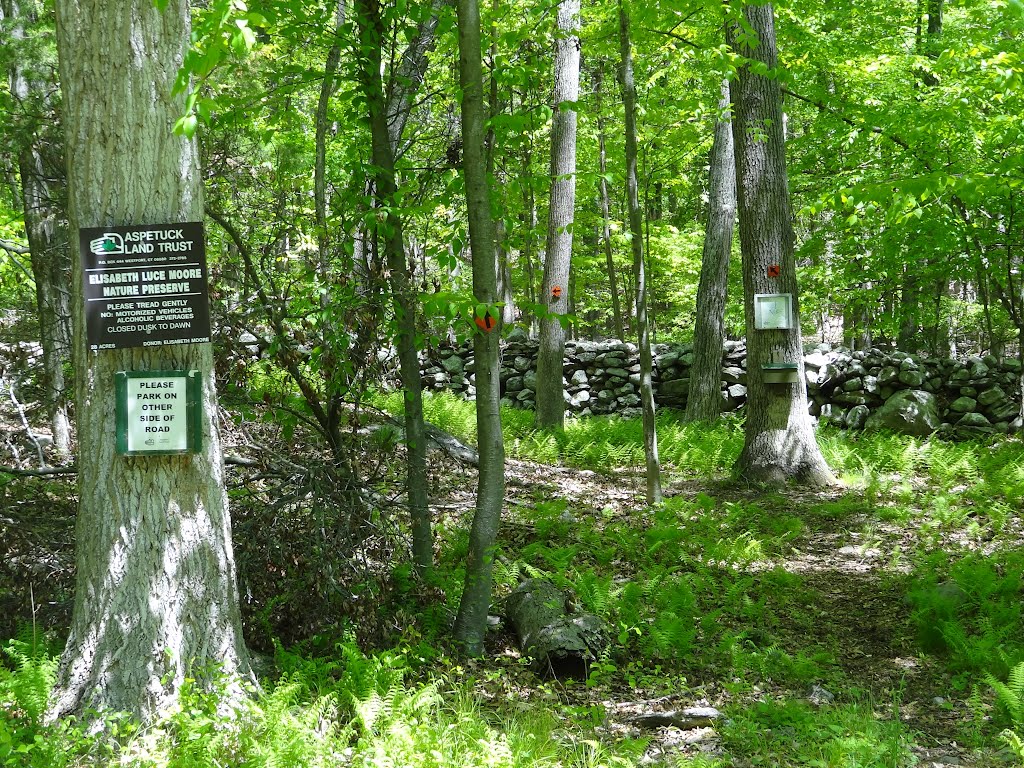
0,464,76,477
377,415,479,466
504,578,609,679
625,707,722,731
3,376,46,467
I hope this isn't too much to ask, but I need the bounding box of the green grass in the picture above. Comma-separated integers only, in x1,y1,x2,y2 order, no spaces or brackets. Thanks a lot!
378,391,1024,496
375,390,744,475
720,696,914,767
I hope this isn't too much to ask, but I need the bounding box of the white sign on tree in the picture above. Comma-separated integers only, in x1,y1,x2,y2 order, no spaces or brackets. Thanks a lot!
115,370,200,455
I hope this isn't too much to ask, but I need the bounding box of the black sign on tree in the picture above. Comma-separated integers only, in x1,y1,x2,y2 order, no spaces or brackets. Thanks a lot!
80,221,212,351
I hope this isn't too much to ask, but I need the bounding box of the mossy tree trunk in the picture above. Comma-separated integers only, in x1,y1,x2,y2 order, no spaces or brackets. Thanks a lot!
354,0,433,576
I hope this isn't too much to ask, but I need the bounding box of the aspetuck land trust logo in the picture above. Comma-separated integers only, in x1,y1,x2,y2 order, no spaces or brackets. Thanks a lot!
90,232,126,256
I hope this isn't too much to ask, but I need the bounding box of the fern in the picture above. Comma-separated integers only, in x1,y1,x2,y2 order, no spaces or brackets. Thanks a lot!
987,660,1024,726
1,633,57,725
572,570,616,619
492,559,523,590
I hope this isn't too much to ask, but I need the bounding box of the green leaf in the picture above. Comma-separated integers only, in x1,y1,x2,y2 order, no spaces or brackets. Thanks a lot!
173,114,199,139
194,46,223,78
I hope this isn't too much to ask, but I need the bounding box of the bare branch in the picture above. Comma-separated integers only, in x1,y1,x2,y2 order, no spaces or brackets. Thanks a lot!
0,238,30,255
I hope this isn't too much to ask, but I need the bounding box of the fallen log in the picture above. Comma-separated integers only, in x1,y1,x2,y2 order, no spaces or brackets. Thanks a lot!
504,578,609,679
625,707,722,730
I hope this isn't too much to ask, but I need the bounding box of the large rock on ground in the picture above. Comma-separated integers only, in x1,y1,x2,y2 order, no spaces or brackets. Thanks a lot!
864,390,941,436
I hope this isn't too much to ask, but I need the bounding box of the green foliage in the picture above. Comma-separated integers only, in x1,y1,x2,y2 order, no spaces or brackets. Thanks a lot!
0,637,645,768
720,697,913,768
0,211,34,315
988,661,1024,762
0,631,67,768
906,551,1024,680
376,391,744,476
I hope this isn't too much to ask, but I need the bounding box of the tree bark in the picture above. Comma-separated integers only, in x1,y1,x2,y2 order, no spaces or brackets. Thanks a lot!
50,0,252,720
3,0,73,457
728,1,834,487
619,1,661,504
594,63,625,341
685,78,736,424
521,143,539,337
453,0,506,656
355,0,433,577
483,0,516,328
504,579,608,678
535,0,581,430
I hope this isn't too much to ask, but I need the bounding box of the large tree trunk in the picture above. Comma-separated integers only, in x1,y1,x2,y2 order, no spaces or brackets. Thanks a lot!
355,0,433,577
594,63,625,341
453,0,506,656
3,0,73,457
685,79,736,425
728,1,834,487
50,0,252,720
619,1,661,504
535,0,581,430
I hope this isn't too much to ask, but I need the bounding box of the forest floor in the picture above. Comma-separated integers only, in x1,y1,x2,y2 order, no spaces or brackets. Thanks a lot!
445,459,1003,768
1,342,1021,766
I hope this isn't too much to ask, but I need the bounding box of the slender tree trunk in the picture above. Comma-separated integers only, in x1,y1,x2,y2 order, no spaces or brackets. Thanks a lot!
483,2,516,328
50,0,252,720
314,1,345,268
535,0,581,430
355,0,433,577
521,144,539,336
4,0,73,457
927,0,943,42
728,1,834,487
685,79,736,424
385,0,449,155
453,0,505,656
898,268,922,351
595,64,625,341
18,150,72,457
619,1,661,504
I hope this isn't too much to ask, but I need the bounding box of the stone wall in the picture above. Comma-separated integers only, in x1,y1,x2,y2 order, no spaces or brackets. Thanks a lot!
418,329,1023,437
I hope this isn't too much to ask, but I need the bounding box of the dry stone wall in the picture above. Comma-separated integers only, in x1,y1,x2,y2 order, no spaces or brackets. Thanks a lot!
419,330,1023,437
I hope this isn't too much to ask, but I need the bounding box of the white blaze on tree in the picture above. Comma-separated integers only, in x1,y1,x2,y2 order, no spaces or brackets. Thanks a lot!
50,0,252,720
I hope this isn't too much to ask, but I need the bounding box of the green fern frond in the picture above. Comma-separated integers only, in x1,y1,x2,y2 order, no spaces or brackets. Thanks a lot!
988,662,1024,727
